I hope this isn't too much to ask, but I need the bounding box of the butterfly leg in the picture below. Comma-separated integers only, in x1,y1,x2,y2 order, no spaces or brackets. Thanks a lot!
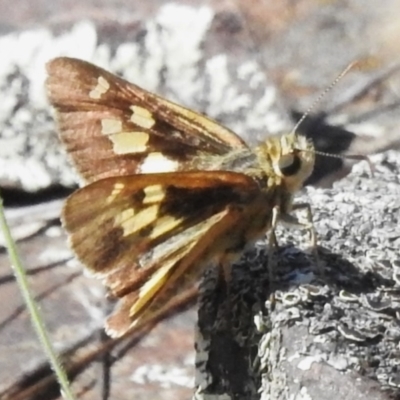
267,206,280,298
280,202,322,276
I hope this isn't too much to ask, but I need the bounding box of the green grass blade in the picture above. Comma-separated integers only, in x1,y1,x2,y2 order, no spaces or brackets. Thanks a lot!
0,194,76,400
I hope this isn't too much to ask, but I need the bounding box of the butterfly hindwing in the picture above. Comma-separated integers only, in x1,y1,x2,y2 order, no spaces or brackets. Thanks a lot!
63,171,259,317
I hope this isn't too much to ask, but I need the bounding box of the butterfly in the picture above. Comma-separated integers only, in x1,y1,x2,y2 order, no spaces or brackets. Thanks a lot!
46,57,315,338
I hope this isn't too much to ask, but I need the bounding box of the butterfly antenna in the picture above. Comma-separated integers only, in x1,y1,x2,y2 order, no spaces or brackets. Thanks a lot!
290,61,358,136
311,149,374,177
292,61,374,177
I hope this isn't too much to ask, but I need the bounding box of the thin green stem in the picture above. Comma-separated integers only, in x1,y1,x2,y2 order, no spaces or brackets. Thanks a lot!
0,194,76,400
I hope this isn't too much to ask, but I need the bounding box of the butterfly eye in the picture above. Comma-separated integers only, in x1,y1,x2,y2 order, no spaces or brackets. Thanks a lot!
278,152,301,176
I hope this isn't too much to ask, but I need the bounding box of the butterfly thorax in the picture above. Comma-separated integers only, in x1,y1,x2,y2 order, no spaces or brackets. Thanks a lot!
191,132,315,216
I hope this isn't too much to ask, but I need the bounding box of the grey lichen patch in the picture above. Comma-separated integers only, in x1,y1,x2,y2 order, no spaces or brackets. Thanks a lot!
195,150,400,399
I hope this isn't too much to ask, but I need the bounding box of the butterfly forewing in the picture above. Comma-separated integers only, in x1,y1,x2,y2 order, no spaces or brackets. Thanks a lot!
46,57,248,183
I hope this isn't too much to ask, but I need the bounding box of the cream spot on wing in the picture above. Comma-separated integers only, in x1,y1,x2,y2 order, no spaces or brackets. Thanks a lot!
89,76,110,99
118,204,158,237
109,131,150,154
101,119,122,135
130,106,156,129
101,119,150,153
106,182,125,204
143,184,165,204
139,152,179,173
129,257,176,318
130,233,203,320
114,208,135,225
149,215,183,239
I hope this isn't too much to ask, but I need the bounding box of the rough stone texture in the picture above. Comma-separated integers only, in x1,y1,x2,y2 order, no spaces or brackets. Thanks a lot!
196,150,400,399
0,0,400,399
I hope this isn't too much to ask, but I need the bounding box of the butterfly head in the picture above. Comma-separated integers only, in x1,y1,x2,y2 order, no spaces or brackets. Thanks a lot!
257,132,315,193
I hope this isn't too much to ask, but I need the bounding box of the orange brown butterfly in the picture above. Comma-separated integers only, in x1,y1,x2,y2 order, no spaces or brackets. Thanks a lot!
46,57,316,338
